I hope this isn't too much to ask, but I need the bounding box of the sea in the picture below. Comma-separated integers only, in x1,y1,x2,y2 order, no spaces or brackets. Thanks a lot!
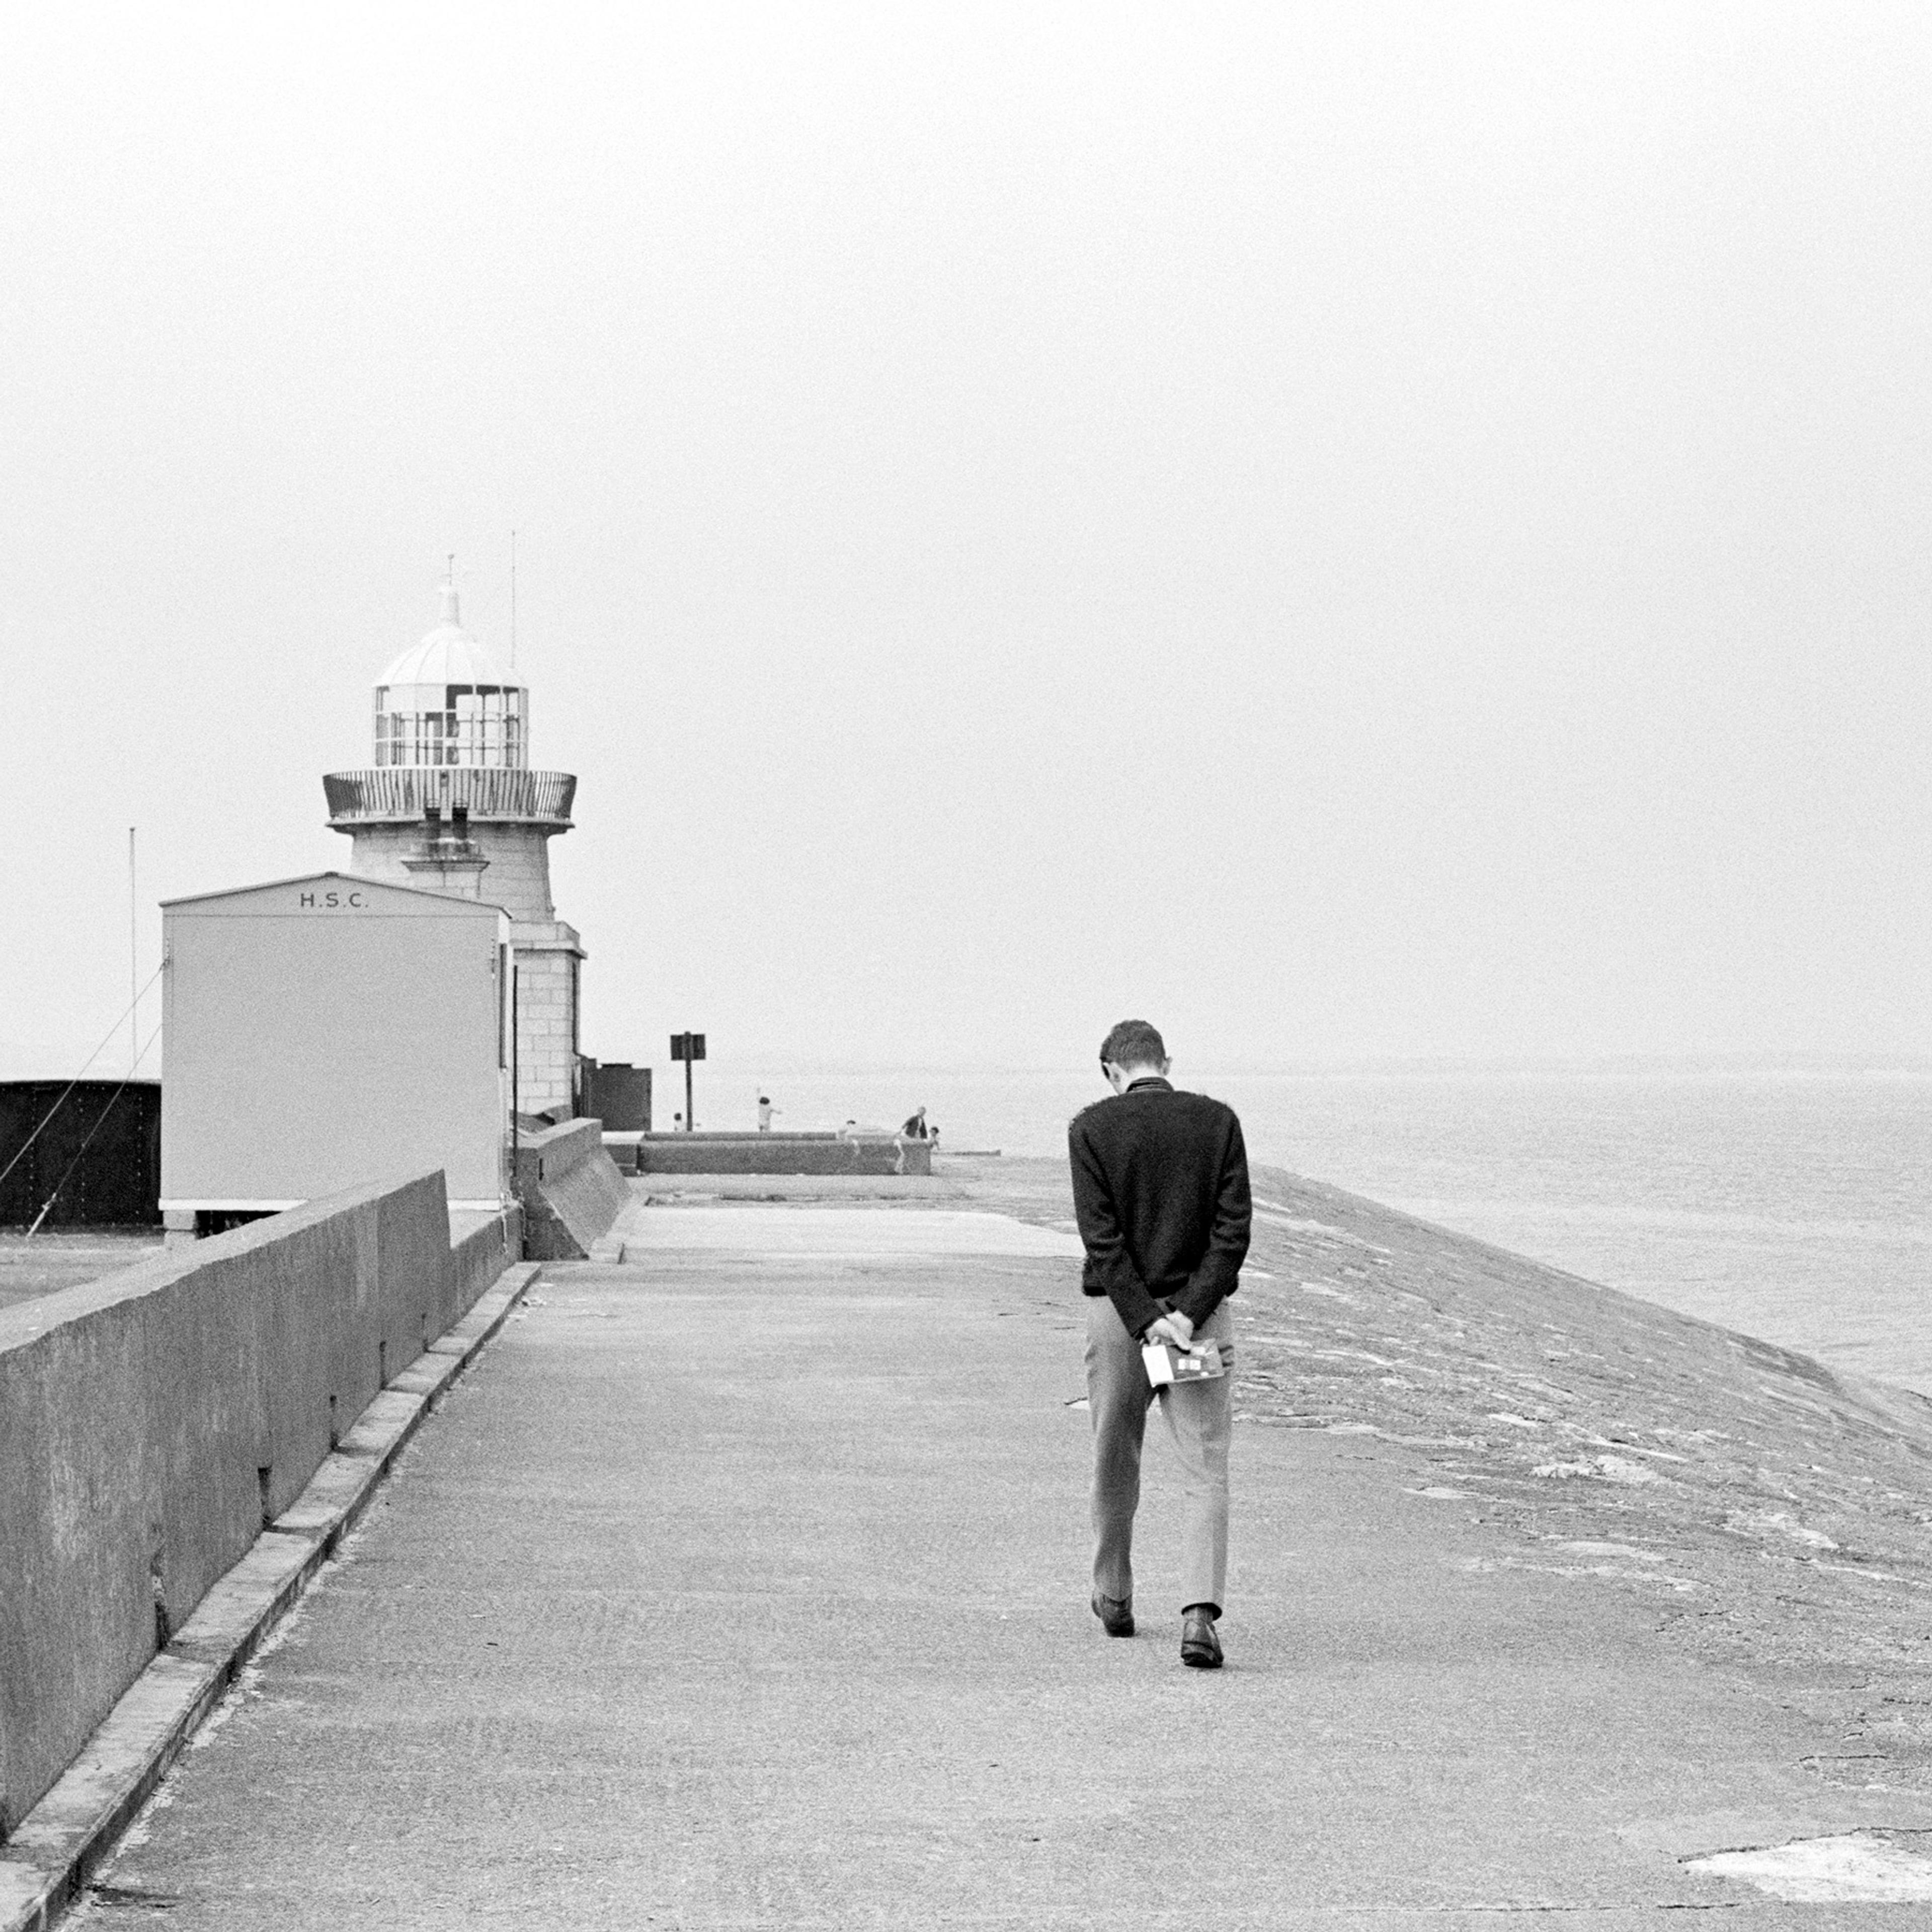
711,1064,1932,1396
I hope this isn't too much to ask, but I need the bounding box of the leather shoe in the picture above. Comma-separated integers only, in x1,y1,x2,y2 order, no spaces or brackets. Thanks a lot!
1092,1591,1135,1638
1181,1606,1223,1669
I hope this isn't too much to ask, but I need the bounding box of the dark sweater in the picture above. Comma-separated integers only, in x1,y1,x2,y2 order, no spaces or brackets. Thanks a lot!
1068,1078,1252,1338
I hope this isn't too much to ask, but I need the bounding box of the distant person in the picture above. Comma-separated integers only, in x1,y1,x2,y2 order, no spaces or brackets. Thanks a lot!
901,1106,929,1140
672,1111,683,1132
757,1095,778,1132
1068,1019,1251,1669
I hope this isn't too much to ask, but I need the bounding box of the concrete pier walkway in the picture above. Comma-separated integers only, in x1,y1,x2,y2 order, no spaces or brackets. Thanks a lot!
73,1185,1932,1925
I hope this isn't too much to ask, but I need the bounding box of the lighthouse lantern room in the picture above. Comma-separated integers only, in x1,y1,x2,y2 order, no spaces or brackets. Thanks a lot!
324,579,586,1115
373,582,528,769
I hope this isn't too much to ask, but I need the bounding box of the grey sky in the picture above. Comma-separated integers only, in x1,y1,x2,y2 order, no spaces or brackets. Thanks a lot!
5,3,1928,1075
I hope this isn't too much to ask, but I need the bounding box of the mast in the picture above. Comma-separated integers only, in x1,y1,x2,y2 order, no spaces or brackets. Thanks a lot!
128,827,138,1076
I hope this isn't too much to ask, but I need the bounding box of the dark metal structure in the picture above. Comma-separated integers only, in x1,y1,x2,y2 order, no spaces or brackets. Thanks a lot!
580,1061,652,1132
0,1079,163,1228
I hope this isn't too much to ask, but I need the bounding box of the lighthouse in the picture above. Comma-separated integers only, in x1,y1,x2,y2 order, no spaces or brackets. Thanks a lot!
323,581,585,1115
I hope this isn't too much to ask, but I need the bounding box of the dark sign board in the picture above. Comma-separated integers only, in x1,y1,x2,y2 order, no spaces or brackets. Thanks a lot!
669,1032,706,1062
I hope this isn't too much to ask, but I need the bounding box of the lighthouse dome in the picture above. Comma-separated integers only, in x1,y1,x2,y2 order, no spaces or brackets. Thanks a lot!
376,584,524,692
372,583,528,770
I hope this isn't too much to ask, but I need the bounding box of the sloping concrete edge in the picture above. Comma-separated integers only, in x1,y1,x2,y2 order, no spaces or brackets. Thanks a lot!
515,1120,629,1260
0,1262,541,1932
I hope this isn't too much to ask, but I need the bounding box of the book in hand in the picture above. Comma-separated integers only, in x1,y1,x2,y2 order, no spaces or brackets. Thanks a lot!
1142,1340,1226,1387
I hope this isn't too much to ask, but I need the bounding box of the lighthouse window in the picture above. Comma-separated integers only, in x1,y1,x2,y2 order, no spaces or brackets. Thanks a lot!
365,683,525,770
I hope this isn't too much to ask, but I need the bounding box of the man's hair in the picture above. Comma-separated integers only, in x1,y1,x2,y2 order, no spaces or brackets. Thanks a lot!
1099,1019,1166,1069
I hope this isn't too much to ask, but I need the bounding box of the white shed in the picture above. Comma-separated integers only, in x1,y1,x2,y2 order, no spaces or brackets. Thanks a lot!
160,871,512,1217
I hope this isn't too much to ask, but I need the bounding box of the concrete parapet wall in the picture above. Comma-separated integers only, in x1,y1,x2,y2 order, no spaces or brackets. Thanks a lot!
0,1172,517,1839
618,1133,933,1178
514,1120,628,1260
450,1206,525,1315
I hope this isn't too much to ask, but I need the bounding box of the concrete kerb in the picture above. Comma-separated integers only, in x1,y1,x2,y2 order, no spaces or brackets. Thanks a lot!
0,1261,541,1932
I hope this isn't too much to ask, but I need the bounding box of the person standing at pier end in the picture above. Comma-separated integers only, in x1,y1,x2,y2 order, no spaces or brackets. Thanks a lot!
1069,1020,1251,1668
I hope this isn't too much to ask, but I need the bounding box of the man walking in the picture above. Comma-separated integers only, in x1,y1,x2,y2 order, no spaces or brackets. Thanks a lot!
1069,1020,1251,1668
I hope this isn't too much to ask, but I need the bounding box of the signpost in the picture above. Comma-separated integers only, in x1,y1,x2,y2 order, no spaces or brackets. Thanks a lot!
669,1031,705,1132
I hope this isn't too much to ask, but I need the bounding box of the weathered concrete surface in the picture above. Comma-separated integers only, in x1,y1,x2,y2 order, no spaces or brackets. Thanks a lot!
514,1120,628,1260
0,1173,521,1842
73,1182,1932,1924
611,1202,1082,1259
0,1266,538,1932
632,1172,961,1201
0,1237,165,1315
448,1206,523,1310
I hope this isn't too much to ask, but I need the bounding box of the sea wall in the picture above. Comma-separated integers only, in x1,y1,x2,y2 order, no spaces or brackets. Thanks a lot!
450,1207,524,1313
617,1131,933,1178
970,1151,1932,1802
1228,1159,1932,1782
514,1119,628,1259
0,1172,519,1838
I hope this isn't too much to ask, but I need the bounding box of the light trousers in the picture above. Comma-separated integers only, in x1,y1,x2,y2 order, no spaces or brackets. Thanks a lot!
1085,1296,1233,1616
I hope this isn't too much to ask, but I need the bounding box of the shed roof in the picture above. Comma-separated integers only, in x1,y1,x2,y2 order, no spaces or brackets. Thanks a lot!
162,870,511,918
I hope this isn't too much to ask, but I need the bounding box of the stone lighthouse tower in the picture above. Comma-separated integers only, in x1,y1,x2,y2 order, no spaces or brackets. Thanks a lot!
324,581,585,1115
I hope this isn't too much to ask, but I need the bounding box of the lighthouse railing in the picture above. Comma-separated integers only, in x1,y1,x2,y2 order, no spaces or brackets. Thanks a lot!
323,768,577,825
